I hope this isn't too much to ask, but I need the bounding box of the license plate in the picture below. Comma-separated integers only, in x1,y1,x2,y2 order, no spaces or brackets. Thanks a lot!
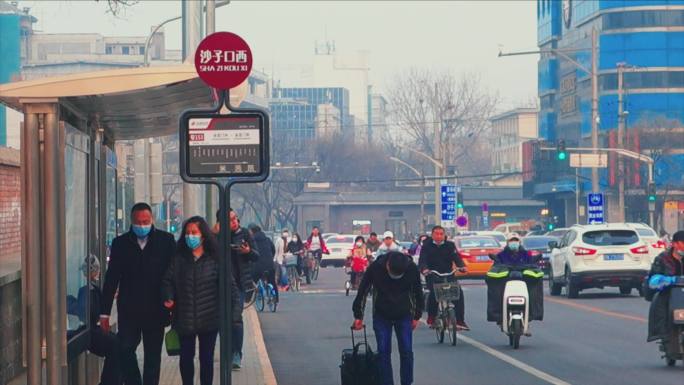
476,255,490,262
332,248,341,253
542,253,550,259
604,254,624,261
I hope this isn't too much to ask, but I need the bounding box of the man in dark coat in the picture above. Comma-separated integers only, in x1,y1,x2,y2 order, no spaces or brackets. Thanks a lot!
214,209,259,370
249,224,278,302
418,226,468,330
101,203,176,385
647,230,684,342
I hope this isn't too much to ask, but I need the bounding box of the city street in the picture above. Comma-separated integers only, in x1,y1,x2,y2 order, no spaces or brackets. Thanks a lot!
259,268,682,385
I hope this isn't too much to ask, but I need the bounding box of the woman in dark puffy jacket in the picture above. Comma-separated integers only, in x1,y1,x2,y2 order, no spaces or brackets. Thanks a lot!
162,216,239,385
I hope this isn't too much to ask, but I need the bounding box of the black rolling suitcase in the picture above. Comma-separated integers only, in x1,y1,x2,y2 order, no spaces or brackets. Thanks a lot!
340,326,379,385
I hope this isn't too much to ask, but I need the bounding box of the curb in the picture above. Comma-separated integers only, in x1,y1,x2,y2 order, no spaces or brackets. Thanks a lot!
244,306,278,385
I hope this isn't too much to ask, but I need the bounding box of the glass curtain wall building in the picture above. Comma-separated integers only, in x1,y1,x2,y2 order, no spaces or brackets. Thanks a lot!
536,0,684,225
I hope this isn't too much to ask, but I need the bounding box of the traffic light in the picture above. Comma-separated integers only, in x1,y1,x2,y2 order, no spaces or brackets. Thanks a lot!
457,191,464,209
647,182,656,202
556,140,567,161
547,223,555,231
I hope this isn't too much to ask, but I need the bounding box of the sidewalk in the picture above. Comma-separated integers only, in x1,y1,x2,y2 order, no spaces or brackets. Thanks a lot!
157,305,277,385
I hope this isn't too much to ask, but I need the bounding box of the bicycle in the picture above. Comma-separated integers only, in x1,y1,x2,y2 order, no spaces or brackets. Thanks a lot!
284,254,300,292
427,269,461,346
344,268,364,296
308,250,321,281
254,275,277,313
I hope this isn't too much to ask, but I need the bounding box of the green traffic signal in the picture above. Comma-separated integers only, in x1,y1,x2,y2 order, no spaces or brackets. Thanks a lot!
648,195,656,202
547,223,555,231
557,151,567,161
457,202,464,209
170,225,177,232
556,140,567,161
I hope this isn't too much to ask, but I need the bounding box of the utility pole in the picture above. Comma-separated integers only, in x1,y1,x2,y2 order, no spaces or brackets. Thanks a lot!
182,0,203,218
433,83,442,227
617,62,626,222
591,28,599,193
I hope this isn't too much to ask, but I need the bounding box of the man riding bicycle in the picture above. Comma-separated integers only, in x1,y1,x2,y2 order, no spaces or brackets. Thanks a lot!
418,226,469,331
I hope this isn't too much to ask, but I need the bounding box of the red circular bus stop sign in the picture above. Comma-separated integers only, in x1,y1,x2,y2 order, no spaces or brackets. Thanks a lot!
194,31,253,90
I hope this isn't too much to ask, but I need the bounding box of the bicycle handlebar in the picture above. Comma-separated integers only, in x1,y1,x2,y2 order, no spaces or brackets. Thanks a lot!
426,269,460,277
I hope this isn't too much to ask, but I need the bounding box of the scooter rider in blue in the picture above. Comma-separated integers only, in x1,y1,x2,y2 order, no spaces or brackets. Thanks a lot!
647,230,684,348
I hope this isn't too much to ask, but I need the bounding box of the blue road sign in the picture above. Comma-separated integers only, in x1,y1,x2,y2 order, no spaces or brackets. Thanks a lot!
441,184,457,221
587,193,604,224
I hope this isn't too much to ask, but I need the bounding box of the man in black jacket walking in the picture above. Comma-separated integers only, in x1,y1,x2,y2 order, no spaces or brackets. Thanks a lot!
418,226,468,330
101,203,176,385
352,251,423,385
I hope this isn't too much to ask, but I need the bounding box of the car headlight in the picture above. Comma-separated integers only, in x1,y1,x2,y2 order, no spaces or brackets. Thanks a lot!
674,309,684,322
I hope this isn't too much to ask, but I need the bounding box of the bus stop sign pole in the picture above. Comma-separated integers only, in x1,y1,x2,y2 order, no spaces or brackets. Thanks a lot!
179,87,270,384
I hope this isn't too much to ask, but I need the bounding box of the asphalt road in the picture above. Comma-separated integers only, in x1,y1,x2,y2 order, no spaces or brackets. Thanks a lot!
257,268,682,385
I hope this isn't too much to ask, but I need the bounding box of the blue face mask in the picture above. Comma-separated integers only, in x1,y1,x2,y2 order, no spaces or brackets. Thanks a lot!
185,235,202,250
132,224,152,239
508,242,520,251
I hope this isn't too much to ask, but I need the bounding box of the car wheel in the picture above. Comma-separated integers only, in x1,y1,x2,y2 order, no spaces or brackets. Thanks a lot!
619,286,632,295
565,267,579,299
548,267,562,296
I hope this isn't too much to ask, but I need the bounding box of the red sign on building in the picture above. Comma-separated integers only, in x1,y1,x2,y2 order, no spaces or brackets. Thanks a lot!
194,31,253,90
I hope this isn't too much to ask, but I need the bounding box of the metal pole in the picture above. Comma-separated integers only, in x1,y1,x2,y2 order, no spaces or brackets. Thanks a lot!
433,85,442,226
21,110,42,384
575,168,580,224
591,28,599,193
182,0,203,218
217,183,233,385
421,177,426,233
206,0,216,35
44,107,67,383
617,62,626,222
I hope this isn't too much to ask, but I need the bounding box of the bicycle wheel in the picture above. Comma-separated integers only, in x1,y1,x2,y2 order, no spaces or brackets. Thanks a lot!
268,286,278,312
255,285,265,312
435,309,445,344
243,281,257,309
448,308,458,346
345,280,351,296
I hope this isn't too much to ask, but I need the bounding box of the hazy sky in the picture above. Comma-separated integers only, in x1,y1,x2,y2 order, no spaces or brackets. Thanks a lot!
22,0,539,110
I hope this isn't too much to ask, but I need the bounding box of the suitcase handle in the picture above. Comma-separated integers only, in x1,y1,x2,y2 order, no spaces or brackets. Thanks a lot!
350,325,370,356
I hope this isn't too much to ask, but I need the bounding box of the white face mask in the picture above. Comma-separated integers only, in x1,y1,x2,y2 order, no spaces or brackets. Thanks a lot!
356,241,363,247
282,233,289,238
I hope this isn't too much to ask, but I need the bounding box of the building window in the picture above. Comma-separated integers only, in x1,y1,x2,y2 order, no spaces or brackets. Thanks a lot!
122,46,129,55
600,71,684,91
603,10,684,30
139,46,145,55
105,46,113,54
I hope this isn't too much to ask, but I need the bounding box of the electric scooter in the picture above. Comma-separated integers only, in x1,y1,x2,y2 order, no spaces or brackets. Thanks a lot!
661,276,684,366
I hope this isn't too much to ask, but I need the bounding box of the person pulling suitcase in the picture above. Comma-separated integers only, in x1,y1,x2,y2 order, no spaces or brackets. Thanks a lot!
351,251,424,385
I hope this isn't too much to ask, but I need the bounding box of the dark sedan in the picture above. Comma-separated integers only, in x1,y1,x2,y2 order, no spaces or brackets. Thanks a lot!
522,236,559,273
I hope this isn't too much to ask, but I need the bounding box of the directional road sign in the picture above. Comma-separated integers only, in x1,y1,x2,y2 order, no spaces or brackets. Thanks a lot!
441,184,457,221
587,193,604,224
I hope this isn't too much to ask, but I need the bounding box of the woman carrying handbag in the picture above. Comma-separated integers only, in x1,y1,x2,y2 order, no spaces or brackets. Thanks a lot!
162,216,241,384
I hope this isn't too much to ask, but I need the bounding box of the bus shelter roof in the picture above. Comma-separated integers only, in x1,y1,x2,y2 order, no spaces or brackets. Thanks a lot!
0,64,247,141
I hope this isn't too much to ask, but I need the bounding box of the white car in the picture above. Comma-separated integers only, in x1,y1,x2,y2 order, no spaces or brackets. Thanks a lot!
321,234,355,267
626,222,666,264
548,223,651,298
459,231,507,248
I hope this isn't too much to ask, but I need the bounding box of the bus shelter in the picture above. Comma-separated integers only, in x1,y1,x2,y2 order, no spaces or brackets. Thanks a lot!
0,65,247,384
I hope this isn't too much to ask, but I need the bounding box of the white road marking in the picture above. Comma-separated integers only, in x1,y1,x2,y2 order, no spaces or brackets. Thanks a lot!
420,320,571,385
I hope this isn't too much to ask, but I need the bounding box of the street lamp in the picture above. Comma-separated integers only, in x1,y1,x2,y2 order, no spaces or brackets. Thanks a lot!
389,156,426,233
396,144,445,226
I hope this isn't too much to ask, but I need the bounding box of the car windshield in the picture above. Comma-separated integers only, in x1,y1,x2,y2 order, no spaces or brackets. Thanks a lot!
490,234,506,242
522,237,555,249
327,236,354,244
635,228,657,237
582,230,639,246
458,238,499,248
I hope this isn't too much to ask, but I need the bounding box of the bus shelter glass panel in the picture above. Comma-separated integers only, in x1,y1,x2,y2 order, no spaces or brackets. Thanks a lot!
106,147,118,249
65,125,90,340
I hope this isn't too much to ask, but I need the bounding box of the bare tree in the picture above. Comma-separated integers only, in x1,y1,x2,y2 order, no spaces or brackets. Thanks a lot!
94,0,139,16
387,68,499,179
